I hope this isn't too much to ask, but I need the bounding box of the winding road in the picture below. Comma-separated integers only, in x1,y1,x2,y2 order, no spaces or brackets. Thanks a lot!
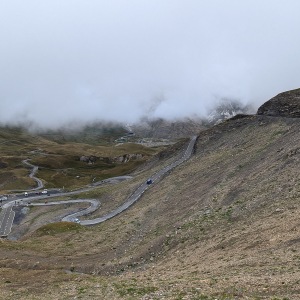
22,159,44,190
29,199,100,222
0,136,197,236
79,135,197,225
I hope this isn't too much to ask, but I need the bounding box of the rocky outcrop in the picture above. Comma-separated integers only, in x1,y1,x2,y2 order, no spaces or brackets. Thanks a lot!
0,161,8,168
131,117,206,139
79,156,98,164
79,154,144,164
112,153,144,163
207,98,254,125
257,88,300,117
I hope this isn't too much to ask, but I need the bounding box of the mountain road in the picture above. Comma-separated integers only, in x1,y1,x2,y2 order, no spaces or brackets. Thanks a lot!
0,136,197,236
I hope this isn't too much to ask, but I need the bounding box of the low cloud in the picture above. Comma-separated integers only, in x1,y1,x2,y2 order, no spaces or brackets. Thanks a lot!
1,0,300,129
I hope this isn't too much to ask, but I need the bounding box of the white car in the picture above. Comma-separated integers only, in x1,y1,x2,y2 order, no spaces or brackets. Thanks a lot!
41,189,48,194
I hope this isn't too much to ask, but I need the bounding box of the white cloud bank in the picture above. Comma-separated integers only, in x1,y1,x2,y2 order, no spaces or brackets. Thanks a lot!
1,0,300,129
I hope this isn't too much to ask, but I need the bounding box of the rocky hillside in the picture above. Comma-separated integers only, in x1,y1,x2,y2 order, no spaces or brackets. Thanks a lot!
206,98,254,125
257,88,300,117
0,89,300,299
131,117,206,139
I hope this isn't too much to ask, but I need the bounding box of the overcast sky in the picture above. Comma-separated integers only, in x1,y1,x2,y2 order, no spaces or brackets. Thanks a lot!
1,0,300,129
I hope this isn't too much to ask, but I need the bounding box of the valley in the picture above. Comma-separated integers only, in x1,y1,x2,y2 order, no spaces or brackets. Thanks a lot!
0,136,196,236
0,89,300,299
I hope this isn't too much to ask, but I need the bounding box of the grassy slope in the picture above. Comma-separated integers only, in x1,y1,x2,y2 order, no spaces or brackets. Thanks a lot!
0,126,163,192
0,116,300,299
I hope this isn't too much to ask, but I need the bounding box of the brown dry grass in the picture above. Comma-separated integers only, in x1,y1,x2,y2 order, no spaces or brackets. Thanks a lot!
0,116,300,299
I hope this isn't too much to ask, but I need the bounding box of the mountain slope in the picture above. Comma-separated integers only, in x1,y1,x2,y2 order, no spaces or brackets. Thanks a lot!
1,89,300,299
131,117,206,139
257,87,300,117
206,98,254,125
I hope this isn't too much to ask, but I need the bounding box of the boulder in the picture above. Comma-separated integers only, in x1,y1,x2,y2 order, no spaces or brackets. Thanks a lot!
113,153,144,163
0,161,8,168
80,156,89,162
79,155,98,164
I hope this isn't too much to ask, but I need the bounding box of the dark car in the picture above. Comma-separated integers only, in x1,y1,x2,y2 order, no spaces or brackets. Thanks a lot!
146,179,153,185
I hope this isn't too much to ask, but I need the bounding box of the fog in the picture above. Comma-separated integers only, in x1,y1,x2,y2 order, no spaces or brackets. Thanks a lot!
1,0,300,129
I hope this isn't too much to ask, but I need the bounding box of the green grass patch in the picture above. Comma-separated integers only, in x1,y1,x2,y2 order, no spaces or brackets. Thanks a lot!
35,222,82,236
0,124,174,193
114,282,158,297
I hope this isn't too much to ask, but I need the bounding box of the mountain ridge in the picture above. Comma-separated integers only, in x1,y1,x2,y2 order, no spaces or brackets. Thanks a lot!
257,87,300,117
0,88,300,299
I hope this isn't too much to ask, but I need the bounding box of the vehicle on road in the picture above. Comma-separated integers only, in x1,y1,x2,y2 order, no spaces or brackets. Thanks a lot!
146,179,153,185
41,189,48,195
24,192,28,197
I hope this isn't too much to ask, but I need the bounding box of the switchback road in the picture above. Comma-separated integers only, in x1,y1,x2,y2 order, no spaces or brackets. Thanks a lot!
0,176,132,237
22,159,44,190
79,135,197,225
0,136,197,235
29,199,100,222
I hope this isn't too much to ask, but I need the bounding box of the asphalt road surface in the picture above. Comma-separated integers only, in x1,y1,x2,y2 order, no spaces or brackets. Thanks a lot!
0,136,197,235
0,176,133,236
22,159,44,190
0,206,15,237
80,135,197,225
28,199,100,223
